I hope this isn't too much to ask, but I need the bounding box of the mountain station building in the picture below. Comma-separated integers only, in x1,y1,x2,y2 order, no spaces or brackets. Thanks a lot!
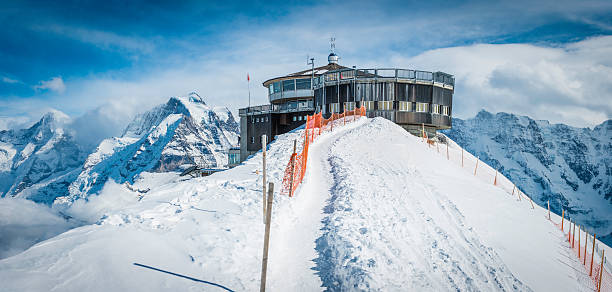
238,52,455,162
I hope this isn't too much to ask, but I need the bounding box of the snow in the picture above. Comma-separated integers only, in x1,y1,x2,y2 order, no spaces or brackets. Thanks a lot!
0,117,603,291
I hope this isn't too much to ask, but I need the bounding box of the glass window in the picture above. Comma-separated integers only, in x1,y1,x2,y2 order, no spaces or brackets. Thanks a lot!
442,106,449,115
432,104,440,114
252,117,255,124
273,82,281,93
378,101,393,110
251,137,255,143
268,85,273,95
362,101,375,111
293,116,297,122
329,103,339,113
416,102,429,112
298,116,302,121
344,102,355,111
282,79,295,92
296,78,311,90
304,115,307,120
399,101,412,111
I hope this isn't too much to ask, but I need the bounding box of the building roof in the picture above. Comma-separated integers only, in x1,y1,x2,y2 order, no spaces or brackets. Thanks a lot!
262,62,348,87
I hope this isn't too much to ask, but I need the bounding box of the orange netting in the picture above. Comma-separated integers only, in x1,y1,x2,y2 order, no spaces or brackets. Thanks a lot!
280,106,366,196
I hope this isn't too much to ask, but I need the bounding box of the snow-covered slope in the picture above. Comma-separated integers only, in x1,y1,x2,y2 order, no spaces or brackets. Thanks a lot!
0,111,87,204
443,110,612,245
0,117,600,291
59,93,239,204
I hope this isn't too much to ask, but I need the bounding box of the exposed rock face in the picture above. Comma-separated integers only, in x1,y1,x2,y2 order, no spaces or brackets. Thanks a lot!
59,93,239,204
0,111,86,205
443,110,612,244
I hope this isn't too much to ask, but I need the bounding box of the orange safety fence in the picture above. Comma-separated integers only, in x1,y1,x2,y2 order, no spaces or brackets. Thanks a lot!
280,106,366,196
427,134,611,291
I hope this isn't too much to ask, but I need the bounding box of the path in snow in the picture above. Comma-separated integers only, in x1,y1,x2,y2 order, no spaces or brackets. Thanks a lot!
298,117,592,291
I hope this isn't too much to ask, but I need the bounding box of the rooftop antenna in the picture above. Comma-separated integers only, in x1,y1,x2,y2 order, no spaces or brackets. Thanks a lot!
330,37,336,54
307,55,315,90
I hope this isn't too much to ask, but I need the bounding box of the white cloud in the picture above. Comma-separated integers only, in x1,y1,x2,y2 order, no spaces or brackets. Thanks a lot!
34,76,66,93
392,36,612,127
1,76,20,84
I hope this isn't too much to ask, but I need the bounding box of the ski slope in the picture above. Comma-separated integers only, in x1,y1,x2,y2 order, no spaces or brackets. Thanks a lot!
0,117,599,291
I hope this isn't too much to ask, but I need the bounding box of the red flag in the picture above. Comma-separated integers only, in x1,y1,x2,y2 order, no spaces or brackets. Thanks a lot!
247,73,250,82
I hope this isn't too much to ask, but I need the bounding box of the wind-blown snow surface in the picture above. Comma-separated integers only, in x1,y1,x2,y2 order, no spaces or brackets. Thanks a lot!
0,118,597,291
443,110,612,245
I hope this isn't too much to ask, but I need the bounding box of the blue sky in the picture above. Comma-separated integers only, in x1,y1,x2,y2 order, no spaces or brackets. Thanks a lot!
1,0,612,137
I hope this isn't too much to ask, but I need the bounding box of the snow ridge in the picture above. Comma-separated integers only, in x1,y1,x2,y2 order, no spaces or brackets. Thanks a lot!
443,110,612,245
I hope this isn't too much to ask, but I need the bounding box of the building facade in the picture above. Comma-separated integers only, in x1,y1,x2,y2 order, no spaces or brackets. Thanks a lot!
239,52,454,161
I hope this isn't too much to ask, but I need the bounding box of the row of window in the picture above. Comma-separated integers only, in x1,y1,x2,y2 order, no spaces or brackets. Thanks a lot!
327,101,450,115
268,78,312,95
252,116,269,123
292,115,308,122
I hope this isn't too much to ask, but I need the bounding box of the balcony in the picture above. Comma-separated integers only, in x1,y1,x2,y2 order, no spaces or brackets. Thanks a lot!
239,100,315,116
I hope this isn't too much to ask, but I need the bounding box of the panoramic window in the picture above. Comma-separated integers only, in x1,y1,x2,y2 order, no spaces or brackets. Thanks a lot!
293,115,297,122
344,102,355,111
416,102,429,112
295,78,311,90
442,106,449,115
273,81,281,93
399,101,412,111
363,101,375,111
329,103,340,113
432,104,440,114
378,101,393,110
283,79,295,92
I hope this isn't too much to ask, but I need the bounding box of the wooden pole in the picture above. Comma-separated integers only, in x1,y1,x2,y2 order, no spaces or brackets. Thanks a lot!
569,219,572,242
494,168,498,185
446,142,449,160
461,148,464,167
591,233,596,276
422,123,425,141
572,220,576,248
262,135,267,224
474,157,479,176
578,225,581,258
512,185,515,197
598,250,604,292
260,182,274,292
584,230,588,265
288,140,297,197
548,200,550,219
561,209,565,230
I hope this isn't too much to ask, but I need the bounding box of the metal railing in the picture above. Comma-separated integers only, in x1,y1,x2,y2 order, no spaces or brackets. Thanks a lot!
239,100,315,116
313,68,454,89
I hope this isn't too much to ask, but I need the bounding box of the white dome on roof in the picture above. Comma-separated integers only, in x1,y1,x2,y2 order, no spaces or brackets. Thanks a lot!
328,52,339,64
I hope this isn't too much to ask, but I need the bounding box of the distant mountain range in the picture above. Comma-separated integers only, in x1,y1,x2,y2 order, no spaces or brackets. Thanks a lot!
443,110,612,245
0,92,239,206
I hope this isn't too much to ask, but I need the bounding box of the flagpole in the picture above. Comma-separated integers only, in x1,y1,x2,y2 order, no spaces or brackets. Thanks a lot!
247,73,251,109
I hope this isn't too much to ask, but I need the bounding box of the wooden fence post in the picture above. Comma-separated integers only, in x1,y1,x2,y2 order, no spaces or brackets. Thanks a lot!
446,142,449,160
461,148,464,167
262,135,267,224
561,209,565,230
260,183,274,292
591,233,596,276
474,157,479,176
578,225,581,258
494,168,498,185
288,140,297,197
569,219,572,242
512,185,515,197
598,250,604,292
527,194,534,209
572,220,576,248
584,230,588,265
548,200,550,219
